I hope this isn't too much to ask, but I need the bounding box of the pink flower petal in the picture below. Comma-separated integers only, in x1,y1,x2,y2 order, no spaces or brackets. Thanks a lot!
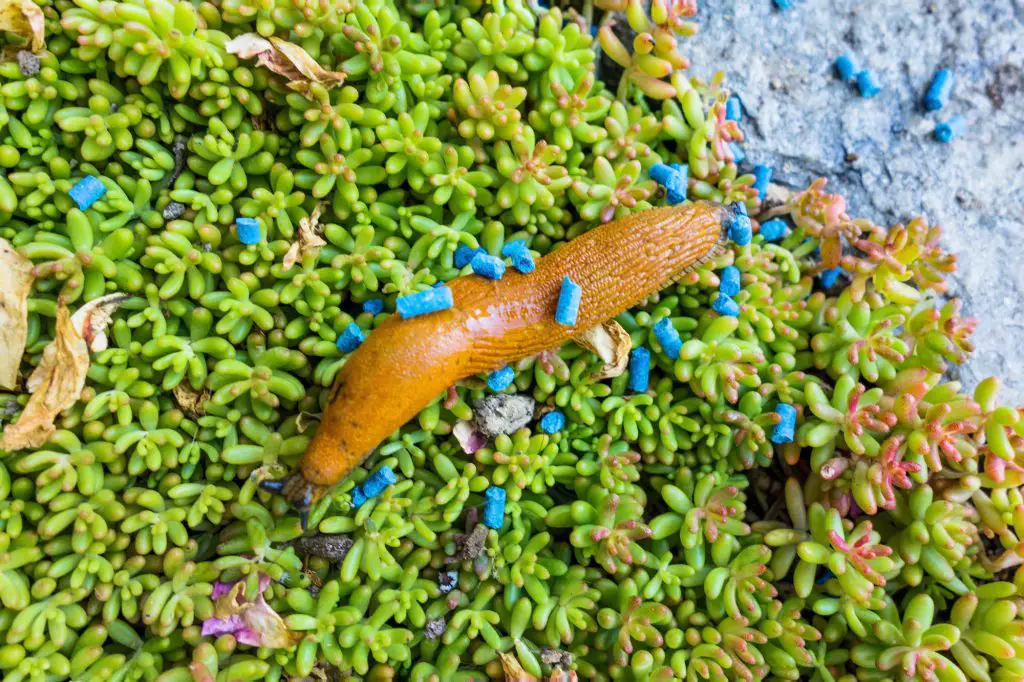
454,420,486,454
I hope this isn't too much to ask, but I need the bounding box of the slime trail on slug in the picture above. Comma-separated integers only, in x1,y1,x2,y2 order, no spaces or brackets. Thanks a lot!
263,201,731,517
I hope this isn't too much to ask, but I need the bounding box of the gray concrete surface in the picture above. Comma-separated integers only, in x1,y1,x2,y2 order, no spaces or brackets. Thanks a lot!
685,0,1024,402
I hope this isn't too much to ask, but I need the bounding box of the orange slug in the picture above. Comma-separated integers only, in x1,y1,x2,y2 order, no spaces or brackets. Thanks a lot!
270,200,730,512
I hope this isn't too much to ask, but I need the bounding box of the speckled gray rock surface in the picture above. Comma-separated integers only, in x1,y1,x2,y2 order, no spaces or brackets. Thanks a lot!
685,0,1024,401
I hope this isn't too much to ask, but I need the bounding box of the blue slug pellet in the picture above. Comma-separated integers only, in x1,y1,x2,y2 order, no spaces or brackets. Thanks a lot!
235,217,261,244
712,293,740,317
628,347,650,393
752,165,773,202
771,403,797,443
934,115,967,143
728,210,752,246
726,96,742,121
923,69,953,111
362,466,397,499
69,175,107,210
759,218,789,242
729,142,745,164
653,318,682,359
483,486,506,529
336,323,366,353
470,252,506,280
363,298,384,315
351,487,368,508
501,240,535,273
834,54,858,82
649,162,688,205
773,0,792,9
856,70,881,98
539,410,566,434
487,365,515,391
455,245,484,268
719,265,742,297
555,276,582,326
439,570,459,594
820,267,844,288
397,286,454,319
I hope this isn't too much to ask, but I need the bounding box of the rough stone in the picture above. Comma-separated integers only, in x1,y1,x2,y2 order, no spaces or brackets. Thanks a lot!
684,0,1024,401
472,394,536,437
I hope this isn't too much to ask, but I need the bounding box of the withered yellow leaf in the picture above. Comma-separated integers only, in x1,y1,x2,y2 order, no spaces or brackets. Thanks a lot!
282,206,326,271
0,0,45,51
573,319,631,380
499,651,538,682
0,238,34,390
226,33,345,93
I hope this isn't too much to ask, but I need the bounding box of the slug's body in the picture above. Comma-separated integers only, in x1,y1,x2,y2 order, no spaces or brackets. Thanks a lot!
274,201,728,510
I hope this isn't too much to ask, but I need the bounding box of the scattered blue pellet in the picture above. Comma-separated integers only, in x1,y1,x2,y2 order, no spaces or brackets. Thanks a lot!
471,252,506,280
236,217,261,245
726,96,742,121
771,403,797,444
759,218,789,242
712,293,740,317
439,570,459,594
752,165,773,202
336,322,366,353
362,466,397,499
68,175,107,210
773,0,792,9
539,410,566,434
816,568,835,585
923,68,953,111
834,54,859,82
363,298,384,315
487,365,515,392
729,142,745,164
433,281,446,288
728,210,752,246
397,286,454,319
351,487,368,508
455,245,484,268
653,318,682,360
649,162,688,205
555,276,582,326
501,240,535,273
855,70,881,98
627,347,650,393
934,115,967,143
483,486,506,529
820,267,844,288
719,265,742,297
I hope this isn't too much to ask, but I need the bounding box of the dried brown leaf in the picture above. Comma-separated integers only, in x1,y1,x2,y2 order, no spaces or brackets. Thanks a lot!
499,652,538,682
573,319,631,380
173,383,209,417
282,206,326,271
0,0,44,51
71,292,128,351
0,239,34,389
1,303,88,451
226,33,345,93
548,669,579,682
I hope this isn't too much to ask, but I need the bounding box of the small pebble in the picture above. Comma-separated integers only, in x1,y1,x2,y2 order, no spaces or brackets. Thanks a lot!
652,318,682,359
555,276,582,326
725,96,742,121
759,218,789,242
438,570,459,594
771,403,797,443
68,175,107,211
539,409,566,434
855,70,881,98
729,142,745,164
820,267,844,288
834,54,858,82
627,347,650,393
483,486,506,529
752,165,773,202
501,240,535,273
397,286,454,319
17,50,40,77
470,252,506,280
363,298,384,315
455,245,484,268
712,293,740,317
335,322,366,353
719,265,742,297
473,394,536,437
649,162,688,205
235,217,261,244
487,365,515,392
934,115,967,143
424,617,447,640
362,466,397,499
162,201,186,220
923,68,953,111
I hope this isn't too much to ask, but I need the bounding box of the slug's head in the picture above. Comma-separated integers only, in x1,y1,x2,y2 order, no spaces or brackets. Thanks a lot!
260,473,328,529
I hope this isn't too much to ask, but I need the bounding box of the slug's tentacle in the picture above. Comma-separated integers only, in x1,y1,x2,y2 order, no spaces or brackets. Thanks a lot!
277,201,728,511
